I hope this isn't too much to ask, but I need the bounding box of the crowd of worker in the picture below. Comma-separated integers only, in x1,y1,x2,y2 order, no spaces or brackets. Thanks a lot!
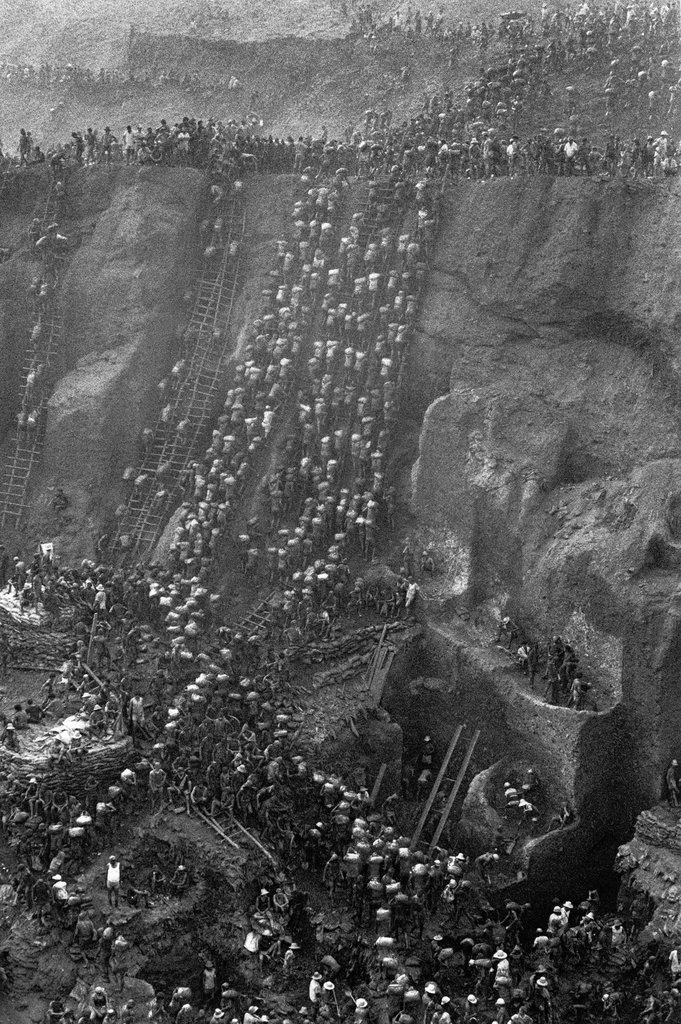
6,119,681,190
0,0,680,182
494,618,594,712
0,638,667,1024
0,61,211,95
160,167,427,601
0,159,663,1023
0,112,639,1021
0,2,679,1019
104,95,439,632
5,99,681,185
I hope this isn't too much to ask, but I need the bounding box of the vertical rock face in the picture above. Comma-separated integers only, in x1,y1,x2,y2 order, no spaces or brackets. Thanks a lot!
405,177,681,890
30,167,205,560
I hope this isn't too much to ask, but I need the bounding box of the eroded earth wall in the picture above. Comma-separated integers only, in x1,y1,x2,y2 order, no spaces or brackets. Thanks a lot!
403,177,681,888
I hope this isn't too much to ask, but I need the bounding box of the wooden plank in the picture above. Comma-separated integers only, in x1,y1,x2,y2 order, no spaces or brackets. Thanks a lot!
86,613,98,667
410,724,464,850
369,647,395,704
365,624,388,690
369,763,388,806
428,728,481,851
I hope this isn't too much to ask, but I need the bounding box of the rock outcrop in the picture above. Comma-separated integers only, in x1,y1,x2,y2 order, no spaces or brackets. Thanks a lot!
616,805,681,939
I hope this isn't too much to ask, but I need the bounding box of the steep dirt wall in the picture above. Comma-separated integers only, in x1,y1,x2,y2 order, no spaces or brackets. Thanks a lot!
401,177,681,888
26,167,205,561
0,170,55,443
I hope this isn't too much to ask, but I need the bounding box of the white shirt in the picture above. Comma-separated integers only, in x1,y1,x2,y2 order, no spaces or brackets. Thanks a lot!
107,862,121,886
309,979,322,1003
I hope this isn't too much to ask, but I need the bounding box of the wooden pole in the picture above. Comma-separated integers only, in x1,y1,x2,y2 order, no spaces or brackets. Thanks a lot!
86,613,98,667
82,662,105,689
370,647,395,704
231,817,277,865
410,724,464,850
370,763,387,806
428,728,481,852
365,625,388,691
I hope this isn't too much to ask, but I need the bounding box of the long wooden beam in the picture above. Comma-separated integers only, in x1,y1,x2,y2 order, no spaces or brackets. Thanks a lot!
370,763,387,806
365,625,388,691
428,728,481,851
410,724,464,850
86,612,98,667
230,816,277,865
82,661,105,688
